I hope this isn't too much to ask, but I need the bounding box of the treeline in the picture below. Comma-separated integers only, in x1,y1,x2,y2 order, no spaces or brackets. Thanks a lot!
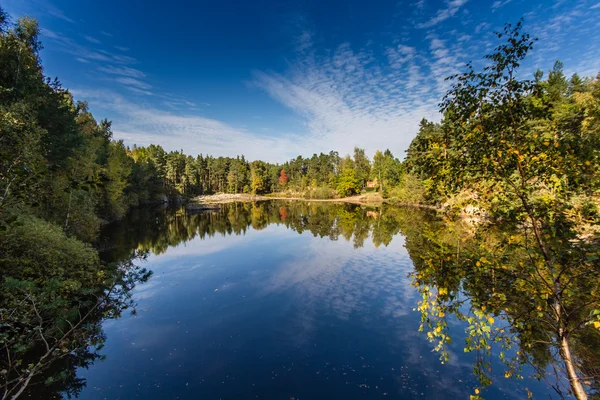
132,145,404,199
403,62,600,210
126,145,402,201
0,12,154,399
399,22,600,400
0,8,405,244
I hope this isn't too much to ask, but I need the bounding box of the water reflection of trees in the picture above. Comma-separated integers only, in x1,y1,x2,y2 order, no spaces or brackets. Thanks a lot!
99,201,410,262
59,202,600,398
1,240,151,400
401,214,600,399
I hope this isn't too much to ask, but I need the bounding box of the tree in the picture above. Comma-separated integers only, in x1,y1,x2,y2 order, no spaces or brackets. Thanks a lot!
0,215,151,399
371,149,402,192
353,147,371,189
279,169,288,186
436,21,599,399
250,161,268,194
103,140,132,220
336,160,361,197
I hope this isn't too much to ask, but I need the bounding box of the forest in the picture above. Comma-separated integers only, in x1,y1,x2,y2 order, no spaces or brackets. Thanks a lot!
1,6,599,400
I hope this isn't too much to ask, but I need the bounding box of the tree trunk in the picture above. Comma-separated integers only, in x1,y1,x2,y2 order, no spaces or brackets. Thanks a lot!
559,333,587,400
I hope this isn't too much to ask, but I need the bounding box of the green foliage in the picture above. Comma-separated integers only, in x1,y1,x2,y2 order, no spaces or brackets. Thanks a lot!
336,166,361,197
388,174,427,205
306,185,336,199
250,160,268,194
405,20,600,400
0,213,151,398
0,11,152,398
372,149,403,192
353,147,371,189
0,215,102,287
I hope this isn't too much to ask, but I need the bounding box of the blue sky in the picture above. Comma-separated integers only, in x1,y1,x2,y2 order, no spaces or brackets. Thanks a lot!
3,0,600,162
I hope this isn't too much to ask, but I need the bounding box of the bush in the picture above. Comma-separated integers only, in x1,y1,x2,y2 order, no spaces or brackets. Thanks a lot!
307,186,335,199
381,186,390,199
0,214,104,287
389,174,427,205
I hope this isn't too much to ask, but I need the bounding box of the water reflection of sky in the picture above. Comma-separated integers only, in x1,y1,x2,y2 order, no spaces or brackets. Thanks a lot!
78,222,555,399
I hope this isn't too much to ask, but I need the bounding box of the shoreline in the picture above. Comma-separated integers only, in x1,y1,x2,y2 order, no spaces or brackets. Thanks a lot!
187,193,440,210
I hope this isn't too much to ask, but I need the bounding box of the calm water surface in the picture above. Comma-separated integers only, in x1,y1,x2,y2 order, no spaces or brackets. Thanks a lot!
76,202,554,399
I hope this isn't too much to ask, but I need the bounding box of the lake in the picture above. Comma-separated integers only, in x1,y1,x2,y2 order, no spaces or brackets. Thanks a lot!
73,201,561,399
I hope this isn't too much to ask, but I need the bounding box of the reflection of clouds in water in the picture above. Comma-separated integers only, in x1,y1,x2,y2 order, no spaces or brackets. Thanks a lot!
151,231,247,259
134,227,289,301
266,231,416,344
263,231,492,398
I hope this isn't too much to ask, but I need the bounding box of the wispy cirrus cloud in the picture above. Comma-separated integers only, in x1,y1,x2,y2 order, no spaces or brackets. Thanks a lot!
83,35,101,44
526,0,600,77
116,77,152,90
98,65,146,79
416,0,468,28
252,32,467,159
71,90,302,161
40,29,137,65
124,86,153,96
492,0,512,9
48,9,74,23
249,0,600,161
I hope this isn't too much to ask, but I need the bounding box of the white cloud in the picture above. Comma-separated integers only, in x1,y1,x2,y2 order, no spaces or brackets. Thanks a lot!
417,0,468,28
40,30,138,65
116,77,152,90
98,65,146,79
252,36,467,160
491,0,512,9
40,28,60,39
83,35,101,44
474,22,490,34
71,90,303,161
124,86,153,96
526,1,600,78
48,9,74,23
386,44,416,68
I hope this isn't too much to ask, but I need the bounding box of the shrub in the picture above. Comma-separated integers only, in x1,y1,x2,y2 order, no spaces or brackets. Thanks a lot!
307,186,335,199
389,174,426,205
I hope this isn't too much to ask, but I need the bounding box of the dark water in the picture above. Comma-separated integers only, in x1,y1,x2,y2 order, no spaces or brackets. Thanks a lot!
76,202,556,399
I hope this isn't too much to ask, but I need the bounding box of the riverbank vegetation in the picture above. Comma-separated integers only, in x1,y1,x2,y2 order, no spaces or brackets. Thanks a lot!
0,11,152,399
407,22,600,400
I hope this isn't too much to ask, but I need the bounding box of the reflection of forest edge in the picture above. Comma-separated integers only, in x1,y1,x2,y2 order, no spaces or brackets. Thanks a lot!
100,201,600,398
13,201,599,399
99,201,431,262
